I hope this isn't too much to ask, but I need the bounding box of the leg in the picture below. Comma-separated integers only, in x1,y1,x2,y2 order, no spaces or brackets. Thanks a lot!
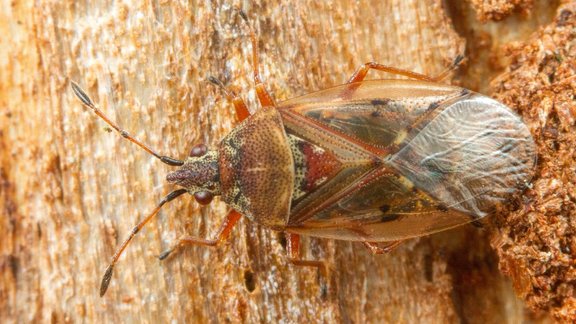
158,210,242,260
349,226,403,255
238,10,276,108
362,241,403,255
347,55,464,84
286,233,327,276
208,76,250,122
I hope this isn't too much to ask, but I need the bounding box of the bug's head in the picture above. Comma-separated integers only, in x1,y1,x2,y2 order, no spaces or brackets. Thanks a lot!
166,144,220,205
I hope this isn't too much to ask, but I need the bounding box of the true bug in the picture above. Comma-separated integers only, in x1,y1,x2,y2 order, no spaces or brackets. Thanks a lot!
71,11,537,297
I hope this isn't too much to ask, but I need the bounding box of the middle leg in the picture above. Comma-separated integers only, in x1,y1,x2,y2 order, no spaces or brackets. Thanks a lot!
158,210,242,260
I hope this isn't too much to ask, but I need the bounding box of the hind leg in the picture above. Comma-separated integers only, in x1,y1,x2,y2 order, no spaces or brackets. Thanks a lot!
347,55,464,84
362,241,403,254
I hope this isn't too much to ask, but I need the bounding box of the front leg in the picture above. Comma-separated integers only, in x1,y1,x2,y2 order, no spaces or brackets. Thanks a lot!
158,210,242,260
208,76,251,122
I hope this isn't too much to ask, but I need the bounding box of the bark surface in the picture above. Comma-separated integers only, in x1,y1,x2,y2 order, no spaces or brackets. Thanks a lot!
0,0,572,322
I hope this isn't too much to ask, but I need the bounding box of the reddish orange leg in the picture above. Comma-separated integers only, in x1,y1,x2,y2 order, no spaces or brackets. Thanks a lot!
238,10,276,108
362,241,403,255
285,233,327,276
348,63,435,84
350,227,403,255
208,76,250,122
347,55,464,84
158,210,242,260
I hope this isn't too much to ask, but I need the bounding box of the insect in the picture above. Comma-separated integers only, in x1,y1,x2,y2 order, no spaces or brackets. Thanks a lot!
71,11,537,297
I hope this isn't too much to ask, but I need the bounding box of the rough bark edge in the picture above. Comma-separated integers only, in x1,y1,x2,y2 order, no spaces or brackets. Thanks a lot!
490,3,576,321
467,0,534,22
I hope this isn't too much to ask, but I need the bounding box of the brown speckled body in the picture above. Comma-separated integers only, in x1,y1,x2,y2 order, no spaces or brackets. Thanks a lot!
188,79,537,242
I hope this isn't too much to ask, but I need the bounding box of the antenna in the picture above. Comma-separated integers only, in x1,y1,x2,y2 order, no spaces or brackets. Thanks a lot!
99,189,188,296
70,81,184,166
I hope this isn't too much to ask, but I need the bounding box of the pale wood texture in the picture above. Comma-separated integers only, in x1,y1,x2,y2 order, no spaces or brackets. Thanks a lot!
0,0,570,322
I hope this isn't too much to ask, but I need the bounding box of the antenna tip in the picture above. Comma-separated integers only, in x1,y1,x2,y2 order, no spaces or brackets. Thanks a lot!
207,75,220,85
238,9,248,22
70,81,94,107
158,249,172,261
454,54,465,66
100,264,114,297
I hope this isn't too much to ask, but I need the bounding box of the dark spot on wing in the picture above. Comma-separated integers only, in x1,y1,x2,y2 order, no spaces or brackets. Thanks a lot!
471,220,484,228
370,110,384,118
381,214,400,222
370,99,390,106
371,110,383,118
436,203,449,212
370,99,390,117
379,204,391,213
427,102,439,112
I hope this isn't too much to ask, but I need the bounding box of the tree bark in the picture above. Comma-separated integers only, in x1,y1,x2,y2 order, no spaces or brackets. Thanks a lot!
1,0,572,322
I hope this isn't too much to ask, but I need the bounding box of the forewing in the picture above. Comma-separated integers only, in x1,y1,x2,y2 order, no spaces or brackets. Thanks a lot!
286,169,473,241
387,94,536,218
280,83,535,242
280,80,463,149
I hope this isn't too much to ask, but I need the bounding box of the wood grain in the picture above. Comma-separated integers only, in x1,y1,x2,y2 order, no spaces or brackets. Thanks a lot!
1,0,568,322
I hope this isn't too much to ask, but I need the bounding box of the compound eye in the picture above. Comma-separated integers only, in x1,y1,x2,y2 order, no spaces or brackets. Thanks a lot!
189,144,208,157
194,191,213,205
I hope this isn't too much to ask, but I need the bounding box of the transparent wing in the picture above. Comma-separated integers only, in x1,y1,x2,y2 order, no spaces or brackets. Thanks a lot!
280,83,535,242
286,170,474,241
388,94,536,218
